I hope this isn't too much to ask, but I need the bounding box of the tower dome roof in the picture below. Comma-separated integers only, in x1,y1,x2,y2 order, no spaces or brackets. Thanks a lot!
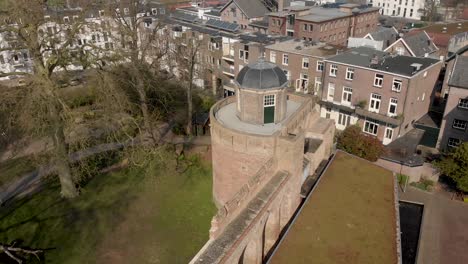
235,59,288,90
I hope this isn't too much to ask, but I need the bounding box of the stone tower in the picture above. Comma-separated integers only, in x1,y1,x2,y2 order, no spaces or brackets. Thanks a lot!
192,59,335,264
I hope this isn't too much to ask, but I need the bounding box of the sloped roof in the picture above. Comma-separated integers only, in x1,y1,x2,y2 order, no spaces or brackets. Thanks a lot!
369,27,398,42
221,0,269,19
402,31,438,57
327,47,440,77
448,56,468,89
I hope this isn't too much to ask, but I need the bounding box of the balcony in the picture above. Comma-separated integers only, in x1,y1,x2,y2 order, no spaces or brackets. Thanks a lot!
319,100,403,126
222,65,235,77
222,54,235,62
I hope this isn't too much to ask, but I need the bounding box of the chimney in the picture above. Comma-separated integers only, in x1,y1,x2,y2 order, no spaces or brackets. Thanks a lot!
371,54,379,65
278,0,284,12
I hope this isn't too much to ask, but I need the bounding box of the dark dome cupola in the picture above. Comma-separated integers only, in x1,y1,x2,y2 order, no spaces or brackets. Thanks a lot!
234,59,289,125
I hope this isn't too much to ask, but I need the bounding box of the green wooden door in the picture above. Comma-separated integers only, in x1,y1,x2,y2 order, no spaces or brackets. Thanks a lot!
264,106,275,124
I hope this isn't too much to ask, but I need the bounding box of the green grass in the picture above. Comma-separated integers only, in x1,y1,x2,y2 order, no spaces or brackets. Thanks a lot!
410,179,435,192
397,174,409,186
0,157,37,187
0,151,215,264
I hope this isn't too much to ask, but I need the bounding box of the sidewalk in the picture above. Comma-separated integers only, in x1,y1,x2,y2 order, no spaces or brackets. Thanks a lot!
400,187,468,264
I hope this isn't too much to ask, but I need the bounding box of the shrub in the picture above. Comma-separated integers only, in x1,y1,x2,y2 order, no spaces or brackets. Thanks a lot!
337,125,385,162
434,142,468,193
397,174,409,185
410,179,434,192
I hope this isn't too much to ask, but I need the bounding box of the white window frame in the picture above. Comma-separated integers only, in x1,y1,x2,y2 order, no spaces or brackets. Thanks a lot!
302,57,309,69
392,78,402,92
317,61,324,72
270,51,276,63
385,127,393,140
388,98,398,116
363,120,379,136
396,46,405,55
369,93,381,113
345,67,354,80
264,94,275,106
458,99,468,109
327,83,335,101
329,64,337,77
453,119,467,131
374,73,384,87
282,54,288,65
338,112,351,127
342,87,352,106
448,137,461,148
314,77,322,95
283,70,290,81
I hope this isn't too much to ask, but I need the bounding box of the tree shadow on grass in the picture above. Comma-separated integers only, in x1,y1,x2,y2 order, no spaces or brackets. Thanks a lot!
0,168,144,264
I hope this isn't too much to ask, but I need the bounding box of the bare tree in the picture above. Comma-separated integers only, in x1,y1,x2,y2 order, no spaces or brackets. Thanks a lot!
0,0,93,198
169,30,206,135
97,0,171,144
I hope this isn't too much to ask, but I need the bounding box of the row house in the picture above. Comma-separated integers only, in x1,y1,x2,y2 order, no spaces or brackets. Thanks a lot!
222,33,289,97
267,4,380,46
219,0,272,31
437,54,468,150
319,46,442,144
264,39,342,95
0,31,34,80
0,1,167,81
167,12,288,98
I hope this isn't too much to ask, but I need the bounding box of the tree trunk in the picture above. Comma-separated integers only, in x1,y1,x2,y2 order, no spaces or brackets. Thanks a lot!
51,104,78,199
186,59,194,136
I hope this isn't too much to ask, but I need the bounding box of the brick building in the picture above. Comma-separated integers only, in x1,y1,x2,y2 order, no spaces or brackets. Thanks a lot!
190,59,334,264
437,55,468,150
267,4,380,46
319,47,442,144
414,21,468,58
264,39,342,95
219,0,272,31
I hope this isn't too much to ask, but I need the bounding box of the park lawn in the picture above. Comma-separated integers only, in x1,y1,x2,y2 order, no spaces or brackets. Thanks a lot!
0,153,216,264
0,157,37,187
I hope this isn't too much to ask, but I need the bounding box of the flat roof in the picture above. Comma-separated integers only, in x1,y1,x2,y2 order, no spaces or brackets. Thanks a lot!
326,46,440,77
420,21,468,35
298,7,350,22
215,100,300,135
269,151,397,264
266,39,341,58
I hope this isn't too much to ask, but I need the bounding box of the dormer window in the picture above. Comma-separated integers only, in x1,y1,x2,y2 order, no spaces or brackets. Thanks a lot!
73,15,79,21
99,10,105,17
63,16,70,23
152,8,158,15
